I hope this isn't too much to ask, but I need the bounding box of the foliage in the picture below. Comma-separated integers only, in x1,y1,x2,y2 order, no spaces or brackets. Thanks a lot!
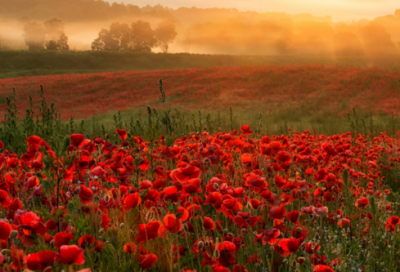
155,20,177,53
91,20,162,53
23,18,69,51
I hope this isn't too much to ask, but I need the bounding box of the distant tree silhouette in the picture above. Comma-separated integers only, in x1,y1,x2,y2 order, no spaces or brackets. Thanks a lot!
359,22,398,67
44,18,69,51
23,19,69,51
155,20,177,53
92,20,157,52
23,22,46,50
92,23,131,51
130,20,157,52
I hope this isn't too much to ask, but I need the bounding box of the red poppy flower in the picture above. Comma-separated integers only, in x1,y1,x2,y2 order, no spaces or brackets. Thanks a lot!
286,210,299,224
170,165,202,183
203,217,216,231
25,176,40,190
18,211,46,235
136,220,161,243
45,219,57,231
56,245,85,265
54,231,74,248
140,254,157,270
90,240,106,253
216,241,237,267
337,218,351,228
0,220,12,240
275,151,291,163
101,213,112,231
240,125,253,135
233,264,248,272
262,229,281,245
388,216,400,225
160,214,182,235
244,173,267,191
0,141,4,149
270,206,287,220
385,216,400,232
182,178,202,194
313,265,334,272
77,234,95,249
306,242,321,254
123,242,137,253
79,185,93,204
274,175,287,189
116,129,128,140
0,189,11,207
122,192,141,211
278,238,301,254
26,250,56,271
355,197,369,208
70,134,85,147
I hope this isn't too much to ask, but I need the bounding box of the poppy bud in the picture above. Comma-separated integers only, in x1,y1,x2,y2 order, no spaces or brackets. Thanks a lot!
99,228,104,234
105,195,110,202
10,230,18,239
224,229,229,234
214,250,220,259
1,249,9,255
213,183,219,190
241,228,247,234
197,241,204,250
119,223,125,229
50,239,55,247
43,267,53,272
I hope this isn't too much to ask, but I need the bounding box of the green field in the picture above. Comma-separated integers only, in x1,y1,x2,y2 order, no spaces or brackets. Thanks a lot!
0,50,371,78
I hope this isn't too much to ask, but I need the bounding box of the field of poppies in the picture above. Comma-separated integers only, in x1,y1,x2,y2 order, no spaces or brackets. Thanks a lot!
0,122,399,272
1,65,400,119
0,64,400,272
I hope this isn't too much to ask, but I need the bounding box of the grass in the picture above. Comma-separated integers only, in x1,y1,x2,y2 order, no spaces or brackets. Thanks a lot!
0,50,373,79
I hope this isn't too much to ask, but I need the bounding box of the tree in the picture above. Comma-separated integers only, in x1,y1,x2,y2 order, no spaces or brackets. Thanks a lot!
44,18,69,51
57,33,69,50
130,20,157,52
23,21,46,50
359,22,398,67
155,20,177,53
44,18,64,41
92,29,108,51
91,23,131,51
91,20,157,52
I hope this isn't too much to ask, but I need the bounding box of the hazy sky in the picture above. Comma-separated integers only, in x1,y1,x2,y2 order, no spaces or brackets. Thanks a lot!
111,0,399,22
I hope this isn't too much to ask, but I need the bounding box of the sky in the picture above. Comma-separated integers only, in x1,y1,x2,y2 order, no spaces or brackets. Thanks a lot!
112,0,399,22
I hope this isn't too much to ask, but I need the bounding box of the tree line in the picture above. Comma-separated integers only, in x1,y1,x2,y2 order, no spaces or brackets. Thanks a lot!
21,18,177,53
0,0,172,22
91,20,177,53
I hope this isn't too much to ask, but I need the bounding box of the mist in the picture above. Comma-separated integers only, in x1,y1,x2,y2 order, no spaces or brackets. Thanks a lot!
1,0,400,67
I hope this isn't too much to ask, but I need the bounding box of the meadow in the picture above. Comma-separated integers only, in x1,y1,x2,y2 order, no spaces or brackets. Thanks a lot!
0,63,400,272
0,51,371,79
